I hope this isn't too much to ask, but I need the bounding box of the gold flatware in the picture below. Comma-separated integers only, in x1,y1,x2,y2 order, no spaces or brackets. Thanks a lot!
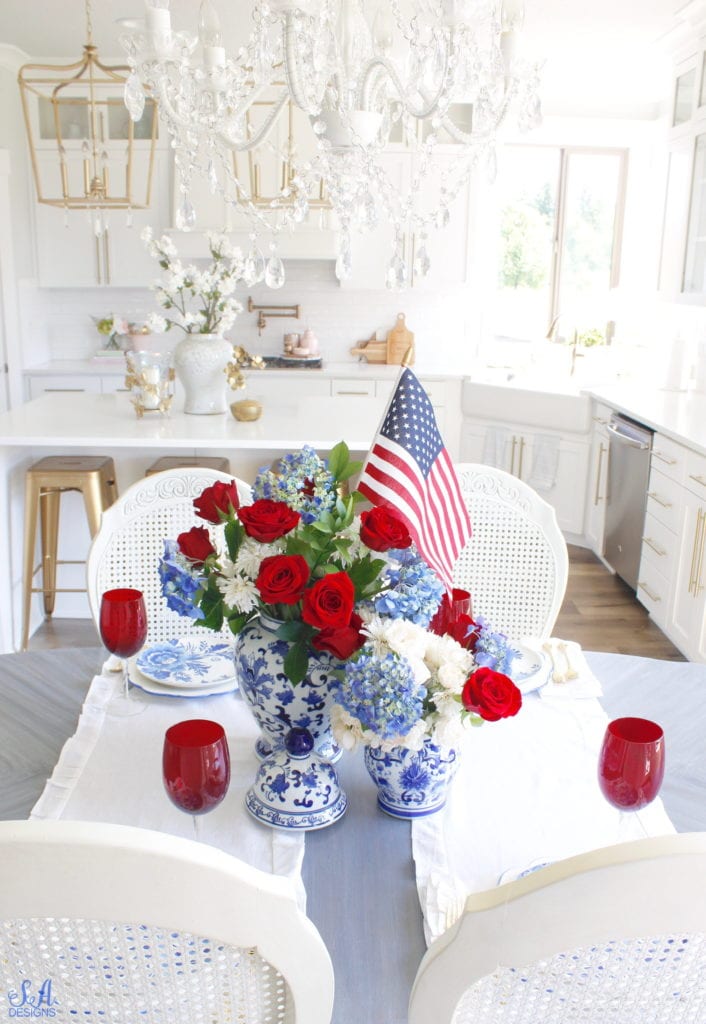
557,641,579,680
542,641,566,684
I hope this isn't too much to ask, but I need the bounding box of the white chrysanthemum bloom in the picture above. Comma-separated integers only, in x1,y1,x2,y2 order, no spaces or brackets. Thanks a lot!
182,311,202,329
433,699,466,748
424,632,473,674
216,560,258,613
436,660,469,694
235,537,284,579
330,704,366,751
145,312,168,334
384,618,429,661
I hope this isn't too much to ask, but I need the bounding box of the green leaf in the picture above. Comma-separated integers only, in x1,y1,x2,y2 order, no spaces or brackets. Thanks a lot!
284,642,310,685
227,611,252,635
277,620,308,642
224,519,244,562
327,441,350,482
347,555,388,594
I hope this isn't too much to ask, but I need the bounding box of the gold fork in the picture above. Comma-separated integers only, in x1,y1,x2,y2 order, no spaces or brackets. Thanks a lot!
542,641,565,683
557,641,579,681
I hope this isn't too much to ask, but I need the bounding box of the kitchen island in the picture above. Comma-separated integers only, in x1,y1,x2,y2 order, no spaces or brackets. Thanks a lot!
0,391,386,652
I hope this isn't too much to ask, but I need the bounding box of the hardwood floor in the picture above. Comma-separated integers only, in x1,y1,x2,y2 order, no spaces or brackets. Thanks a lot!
28,544,686,660
555,546,685,661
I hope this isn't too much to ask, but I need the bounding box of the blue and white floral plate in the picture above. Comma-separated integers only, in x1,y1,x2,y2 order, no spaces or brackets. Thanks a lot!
509,642,552,695
127,660,237,699
135,638,236,690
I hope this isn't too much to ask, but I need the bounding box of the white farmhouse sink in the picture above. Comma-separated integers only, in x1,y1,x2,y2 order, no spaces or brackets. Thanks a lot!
462,380,591,433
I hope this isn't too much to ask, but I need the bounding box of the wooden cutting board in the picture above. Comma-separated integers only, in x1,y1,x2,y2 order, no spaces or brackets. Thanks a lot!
386,313,415,365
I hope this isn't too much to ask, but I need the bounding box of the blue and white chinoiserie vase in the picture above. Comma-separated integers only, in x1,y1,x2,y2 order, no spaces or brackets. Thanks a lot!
246,727,347,831
364,738,459,819
234,613,342,762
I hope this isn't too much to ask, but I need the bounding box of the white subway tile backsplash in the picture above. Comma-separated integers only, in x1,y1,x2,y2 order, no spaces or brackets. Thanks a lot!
20,266,475,374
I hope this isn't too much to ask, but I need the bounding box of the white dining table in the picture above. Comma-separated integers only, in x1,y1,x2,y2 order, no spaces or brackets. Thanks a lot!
1,646,705,1024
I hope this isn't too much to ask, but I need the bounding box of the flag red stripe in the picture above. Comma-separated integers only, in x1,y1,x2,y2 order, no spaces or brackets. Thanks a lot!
359,442,459,581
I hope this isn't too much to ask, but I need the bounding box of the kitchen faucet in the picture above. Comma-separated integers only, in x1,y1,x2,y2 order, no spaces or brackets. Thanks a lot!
546,312,583,375
247,297,300,336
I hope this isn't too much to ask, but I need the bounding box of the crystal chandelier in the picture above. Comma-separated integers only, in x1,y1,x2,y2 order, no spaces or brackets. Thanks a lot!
18,0,157,238
120,0,540,288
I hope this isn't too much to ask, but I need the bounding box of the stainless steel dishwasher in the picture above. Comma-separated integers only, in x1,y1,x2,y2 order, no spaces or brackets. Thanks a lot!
603,413,654,590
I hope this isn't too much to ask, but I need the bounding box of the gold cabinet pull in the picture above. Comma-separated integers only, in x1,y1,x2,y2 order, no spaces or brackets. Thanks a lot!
637,581,660,602
652,450,677,466
647,491,672,509
518,437,526,479
688,473,706,489
694,508,706,596
594,442,606,506
592,415,608,425
642,536,666,558
688,510,703,596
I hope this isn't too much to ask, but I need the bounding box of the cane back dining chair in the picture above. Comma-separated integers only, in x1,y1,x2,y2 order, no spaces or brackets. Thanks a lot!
452,463,569,640
86,468,251,645
409,833,706,1024
0,820,333,1024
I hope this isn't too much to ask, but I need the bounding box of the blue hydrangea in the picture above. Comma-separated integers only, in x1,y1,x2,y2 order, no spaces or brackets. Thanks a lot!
251,445,337,523
158,539,206,620
472,616,518,675
331,650,426,741
372,547,445,626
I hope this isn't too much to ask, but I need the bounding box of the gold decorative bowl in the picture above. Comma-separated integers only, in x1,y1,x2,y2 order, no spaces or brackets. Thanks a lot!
230,398,263,422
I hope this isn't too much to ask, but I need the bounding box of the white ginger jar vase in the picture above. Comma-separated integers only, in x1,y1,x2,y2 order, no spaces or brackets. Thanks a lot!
174,333,232,415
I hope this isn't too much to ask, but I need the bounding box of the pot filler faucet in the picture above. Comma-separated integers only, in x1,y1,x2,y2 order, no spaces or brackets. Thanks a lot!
248,297,300,335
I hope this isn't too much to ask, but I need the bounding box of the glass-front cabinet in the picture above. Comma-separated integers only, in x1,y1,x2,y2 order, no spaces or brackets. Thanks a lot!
661,44,706,302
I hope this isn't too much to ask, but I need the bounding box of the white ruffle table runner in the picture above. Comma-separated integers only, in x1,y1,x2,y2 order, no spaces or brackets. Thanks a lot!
413,646,676,945
31,662,306,907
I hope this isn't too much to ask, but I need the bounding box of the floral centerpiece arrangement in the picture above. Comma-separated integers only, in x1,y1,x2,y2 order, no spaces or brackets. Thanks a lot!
92,314,131,351
141,228,262,414
159,440,523,819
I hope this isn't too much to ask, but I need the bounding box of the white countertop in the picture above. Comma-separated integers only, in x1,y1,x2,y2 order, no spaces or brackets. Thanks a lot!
24,358,457,381
0,391,383,450
585,384,706,456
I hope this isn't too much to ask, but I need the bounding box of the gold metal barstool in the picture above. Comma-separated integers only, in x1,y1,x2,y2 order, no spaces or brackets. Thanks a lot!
21,456,118,650
145,455,230,475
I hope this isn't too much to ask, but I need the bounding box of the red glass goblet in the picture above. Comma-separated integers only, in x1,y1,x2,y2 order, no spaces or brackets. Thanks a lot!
99,588,148,713
163,719,231,838
598,717,665,834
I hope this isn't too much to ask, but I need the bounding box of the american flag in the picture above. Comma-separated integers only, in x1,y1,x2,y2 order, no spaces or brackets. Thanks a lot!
357,367,472,588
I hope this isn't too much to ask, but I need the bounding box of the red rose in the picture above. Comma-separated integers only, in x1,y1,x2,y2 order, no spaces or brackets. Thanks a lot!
238,499,301,542
176,526,215,565
193,480,240,523
359,507,412,552
312,613,366,660
256,554,310,605
461,667,522,722
302,572,355,630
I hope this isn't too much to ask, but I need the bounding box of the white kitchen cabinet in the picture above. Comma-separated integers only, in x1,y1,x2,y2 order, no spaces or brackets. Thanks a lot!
171,96,338,260
33,150,171,287
584,404,611,555
28,374,101,399
460,418,589,536
340,152,472,291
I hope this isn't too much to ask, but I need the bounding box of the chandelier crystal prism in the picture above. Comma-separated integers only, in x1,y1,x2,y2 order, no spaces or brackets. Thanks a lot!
121,0,541,288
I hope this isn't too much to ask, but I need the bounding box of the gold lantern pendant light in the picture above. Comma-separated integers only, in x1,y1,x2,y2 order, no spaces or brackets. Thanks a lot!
18,0,157,231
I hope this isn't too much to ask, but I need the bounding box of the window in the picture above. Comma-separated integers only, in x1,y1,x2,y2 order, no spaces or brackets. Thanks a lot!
490,146,627,344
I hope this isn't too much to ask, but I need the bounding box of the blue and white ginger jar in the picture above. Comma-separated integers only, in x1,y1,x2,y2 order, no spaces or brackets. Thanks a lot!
364,738,459,818
235,613,341,761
